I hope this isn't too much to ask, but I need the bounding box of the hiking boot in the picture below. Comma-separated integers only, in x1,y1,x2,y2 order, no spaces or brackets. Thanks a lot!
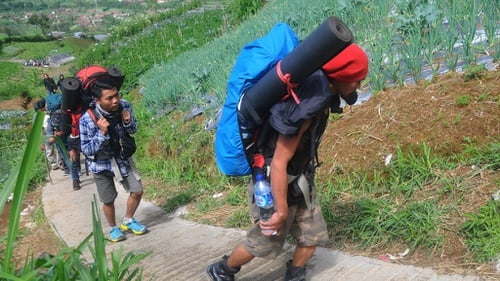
284,260,306,281
120,218,147,235
206,255,240,281
73,180,81,191
109,226,126,242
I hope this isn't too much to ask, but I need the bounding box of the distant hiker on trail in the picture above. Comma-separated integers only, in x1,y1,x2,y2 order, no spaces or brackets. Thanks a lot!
79,69,147,242
35,98,69,174
67,108,83,191
56,74,65,91
49,109,71,176
42,73,57,95
35,98,60,170
207,40,369,281
50,107,81,189
43,78,68,176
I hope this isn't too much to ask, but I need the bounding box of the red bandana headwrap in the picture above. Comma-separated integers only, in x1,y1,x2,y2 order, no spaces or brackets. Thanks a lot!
321,43,369,83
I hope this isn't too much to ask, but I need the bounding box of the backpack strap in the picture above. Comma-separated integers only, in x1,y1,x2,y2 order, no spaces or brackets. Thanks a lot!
307,110,329,180
86,108,99,124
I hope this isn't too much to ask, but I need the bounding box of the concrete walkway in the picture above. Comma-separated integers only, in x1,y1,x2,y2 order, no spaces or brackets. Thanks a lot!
42,167,490,281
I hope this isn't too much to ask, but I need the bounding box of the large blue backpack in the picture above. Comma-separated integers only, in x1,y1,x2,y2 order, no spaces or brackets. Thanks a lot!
215,23,299,176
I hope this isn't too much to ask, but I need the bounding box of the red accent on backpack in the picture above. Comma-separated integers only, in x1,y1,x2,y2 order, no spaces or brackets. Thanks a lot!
69,109,83,137
76,65,109,90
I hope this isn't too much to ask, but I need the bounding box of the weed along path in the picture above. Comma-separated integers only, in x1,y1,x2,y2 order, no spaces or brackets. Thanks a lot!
42,165,486,280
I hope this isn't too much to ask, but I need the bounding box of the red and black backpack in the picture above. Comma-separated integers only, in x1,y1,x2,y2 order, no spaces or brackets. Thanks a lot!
59,65,125,137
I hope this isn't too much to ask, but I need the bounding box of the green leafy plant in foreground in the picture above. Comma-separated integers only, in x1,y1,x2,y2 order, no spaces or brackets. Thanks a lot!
463,142,500,170
328,196,444,251
388,143,445,198
0,111,150,280
461,200,500,262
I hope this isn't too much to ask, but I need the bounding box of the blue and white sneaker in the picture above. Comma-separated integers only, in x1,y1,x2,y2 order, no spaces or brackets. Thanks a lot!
109,226,126,242
120,218,147,235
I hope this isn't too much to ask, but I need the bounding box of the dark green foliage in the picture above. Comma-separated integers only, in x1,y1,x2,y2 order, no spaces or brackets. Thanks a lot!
461,200,500,262
76,1,210,93
162,191,195,213
463,64,487,81
463,142,500,170
393,0,440,34
0,113,33,187
227,0,266,24
329,197,444,250
27,14,50,35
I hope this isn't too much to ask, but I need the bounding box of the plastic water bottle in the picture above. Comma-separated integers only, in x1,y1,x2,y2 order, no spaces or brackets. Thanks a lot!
254,174,275,234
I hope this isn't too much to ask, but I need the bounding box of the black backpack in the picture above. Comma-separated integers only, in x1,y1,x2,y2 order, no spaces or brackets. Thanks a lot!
49,108,64,131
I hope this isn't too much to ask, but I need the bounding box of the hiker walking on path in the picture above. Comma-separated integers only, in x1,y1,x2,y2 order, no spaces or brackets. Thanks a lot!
79,73,147,242
207,44,369,281
65,107,83,191
35,98,60,170
42,73,57,95
56,74,65,91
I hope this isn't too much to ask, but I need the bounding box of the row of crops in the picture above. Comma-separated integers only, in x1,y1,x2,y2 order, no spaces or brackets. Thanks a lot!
139,0,498,114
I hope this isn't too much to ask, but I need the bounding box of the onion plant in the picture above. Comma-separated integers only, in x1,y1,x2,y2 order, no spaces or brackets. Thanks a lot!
480,0,499,60
454,0,481,65
422,27,443,78
401,29,424,83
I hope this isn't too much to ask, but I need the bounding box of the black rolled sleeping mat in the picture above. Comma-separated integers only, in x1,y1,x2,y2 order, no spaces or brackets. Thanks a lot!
60,77,82,111
241,16,353,126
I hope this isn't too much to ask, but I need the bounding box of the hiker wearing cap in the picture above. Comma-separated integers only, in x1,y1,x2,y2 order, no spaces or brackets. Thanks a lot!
79,71,147,243
207,44,369,281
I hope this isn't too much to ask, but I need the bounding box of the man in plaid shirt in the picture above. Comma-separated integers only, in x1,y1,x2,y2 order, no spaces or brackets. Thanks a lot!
80,76,147,242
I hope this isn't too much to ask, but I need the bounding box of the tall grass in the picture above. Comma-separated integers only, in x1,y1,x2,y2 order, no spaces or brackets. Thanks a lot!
329,197,445,250
0,62,35,101
461,200,500,262
389,144,446,198
321,142,499,260
0,112,43,273
480,0,499,61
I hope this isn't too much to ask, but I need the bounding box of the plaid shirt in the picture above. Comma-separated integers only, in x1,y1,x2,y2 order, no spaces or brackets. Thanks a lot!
80,99,137,177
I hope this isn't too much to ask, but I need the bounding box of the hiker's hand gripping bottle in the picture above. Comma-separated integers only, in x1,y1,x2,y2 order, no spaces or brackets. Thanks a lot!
254,173,275,235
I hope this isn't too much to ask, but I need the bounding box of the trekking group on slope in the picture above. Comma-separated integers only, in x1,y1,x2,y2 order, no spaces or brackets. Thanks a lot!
39,73,83,190
36,17,369,281
37,67,147,242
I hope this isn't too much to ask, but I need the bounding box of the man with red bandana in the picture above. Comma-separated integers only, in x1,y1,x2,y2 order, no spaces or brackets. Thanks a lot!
207,44,369,281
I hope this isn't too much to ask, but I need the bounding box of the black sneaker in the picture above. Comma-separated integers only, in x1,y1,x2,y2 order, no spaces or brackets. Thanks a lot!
73,180,81,191
284,260,306,281
206,255,240,281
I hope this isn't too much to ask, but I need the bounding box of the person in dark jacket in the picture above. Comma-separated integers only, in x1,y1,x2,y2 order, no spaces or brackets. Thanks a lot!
56,74,65,91
42,73,57,95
